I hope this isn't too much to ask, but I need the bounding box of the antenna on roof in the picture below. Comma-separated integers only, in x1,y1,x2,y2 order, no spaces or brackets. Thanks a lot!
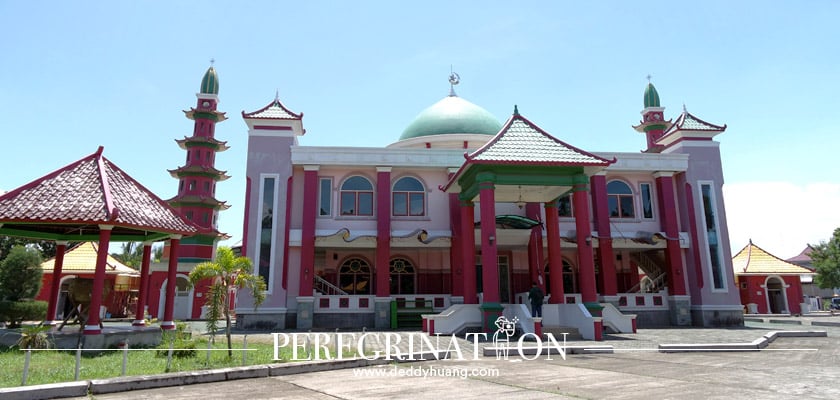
449,65,460,97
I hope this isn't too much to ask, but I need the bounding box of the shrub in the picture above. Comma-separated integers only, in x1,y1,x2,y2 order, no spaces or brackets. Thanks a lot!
0,300,48,328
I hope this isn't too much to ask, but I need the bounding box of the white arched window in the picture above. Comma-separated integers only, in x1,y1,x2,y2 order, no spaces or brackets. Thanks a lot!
392,177,425,216
607,180,635,218
340,176,374,216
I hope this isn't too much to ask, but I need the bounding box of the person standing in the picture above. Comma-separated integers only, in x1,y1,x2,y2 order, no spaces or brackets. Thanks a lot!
528,282,544,318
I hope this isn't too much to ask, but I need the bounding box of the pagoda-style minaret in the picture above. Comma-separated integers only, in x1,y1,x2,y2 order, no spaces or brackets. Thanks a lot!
633,78,672,153
167,65,231,262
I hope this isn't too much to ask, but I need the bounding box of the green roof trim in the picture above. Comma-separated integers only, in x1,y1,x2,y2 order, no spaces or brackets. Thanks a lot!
399,96,501,140
643,83,660,108
475,215,542,229
200,66,219,95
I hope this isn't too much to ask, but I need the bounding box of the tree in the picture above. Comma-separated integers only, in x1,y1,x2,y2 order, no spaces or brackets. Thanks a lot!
811,227,840,290
0,246,46,328
0,236,57,264
110,242,144,270
0,245,43,301
188,247,265,358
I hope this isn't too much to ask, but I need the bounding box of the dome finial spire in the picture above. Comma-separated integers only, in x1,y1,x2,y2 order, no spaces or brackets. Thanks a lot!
210,57,215,66
448,66,460,97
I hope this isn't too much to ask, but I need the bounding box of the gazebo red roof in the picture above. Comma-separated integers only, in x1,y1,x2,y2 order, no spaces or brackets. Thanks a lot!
0,147,197,242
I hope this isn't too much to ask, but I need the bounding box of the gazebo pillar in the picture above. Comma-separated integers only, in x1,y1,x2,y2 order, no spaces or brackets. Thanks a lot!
85,226,113,335
460,200,477,304
477,179,502,333
161,235,182,330
544,201,564,304
45,241,68,326
133,242,154,327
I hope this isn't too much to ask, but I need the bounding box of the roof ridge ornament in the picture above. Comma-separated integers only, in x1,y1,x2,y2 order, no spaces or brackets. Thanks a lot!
513,105,519,116
448,66,460,97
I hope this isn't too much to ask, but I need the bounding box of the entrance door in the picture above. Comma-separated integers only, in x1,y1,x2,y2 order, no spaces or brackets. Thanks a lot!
158,276,193,320
498,255,510,303
475,255,512,303
766,277,786,314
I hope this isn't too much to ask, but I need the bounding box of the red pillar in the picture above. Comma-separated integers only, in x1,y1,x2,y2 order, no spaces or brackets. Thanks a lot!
656,173,687,295
299,167,318,297
45,241,68,325
448,179,464,297
544,202,564,304
133,242,153,327
460,201,477,304
525,202,545,291
44,241,67,325
573,185,598,305
590,175,617,296
375,167,391,297
85,227,112,335
162,236,181,330
478,181,499,303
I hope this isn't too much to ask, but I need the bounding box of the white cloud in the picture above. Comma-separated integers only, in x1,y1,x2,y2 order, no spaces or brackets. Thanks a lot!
723,182,840,259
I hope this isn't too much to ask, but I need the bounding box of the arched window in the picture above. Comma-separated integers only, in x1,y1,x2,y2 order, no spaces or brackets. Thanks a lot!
389,258,416,294
393,177,425,216
340,176,374,216
607,180,635,218
339,258,371,294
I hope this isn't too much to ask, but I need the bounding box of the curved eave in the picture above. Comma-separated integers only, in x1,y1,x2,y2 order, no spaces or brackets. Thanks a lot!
176,137,230,152
184,108,229,122
168,168,231,181
0,221,195,242
167,198,232,210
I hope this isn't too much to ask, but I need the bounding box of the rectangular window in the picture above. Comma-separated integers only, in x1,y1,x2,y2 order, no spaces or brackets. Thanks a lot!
319,178,332,216
700,183,726,290
393,193,408,216
557,195,573,217
640,183,654,219
358,192,374,215
409,193,424,216
256,175,277,290
203,181,210,193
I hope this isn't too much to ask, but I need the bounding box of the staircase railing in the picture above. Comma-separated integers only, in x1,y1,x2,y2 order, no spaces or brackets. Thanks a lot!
314,275,347,295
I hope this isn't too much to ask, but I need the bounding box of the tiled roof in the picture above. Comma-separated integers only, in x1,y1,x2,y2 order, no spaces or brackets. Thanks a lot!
41,242,138,275
0,147,197,237
732,241,814,275
468,113,613,166
662,109,726,136
242,98,302,120
786,246,813,265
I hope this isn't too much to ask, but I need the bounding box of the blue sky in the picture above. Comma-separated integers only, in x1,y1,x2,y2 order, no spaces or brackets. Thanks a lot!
1,1,838,259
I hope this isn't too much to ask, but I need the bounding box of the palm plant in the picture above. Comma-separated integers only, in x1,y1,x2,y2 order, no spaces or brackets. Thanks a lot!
188,247,266,358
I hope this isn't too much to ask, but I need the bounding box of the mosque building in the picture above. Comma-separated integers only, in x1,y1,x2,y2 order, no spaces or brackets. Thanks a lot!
231,68,745,338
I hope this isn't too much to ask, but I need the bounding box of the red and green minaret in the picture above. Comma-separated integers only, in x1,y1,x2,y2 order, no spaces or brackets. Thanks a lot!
167,65,231,262
633,79,672,153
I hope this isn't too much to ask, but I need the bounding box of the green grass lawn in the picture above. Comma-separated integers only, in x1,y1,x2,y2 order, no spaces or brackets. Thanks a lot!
0,337,296,388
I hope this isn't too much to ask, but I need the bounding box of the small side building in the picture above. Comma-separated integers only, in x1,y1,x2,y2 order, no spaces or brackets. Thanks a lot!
733,240,814,314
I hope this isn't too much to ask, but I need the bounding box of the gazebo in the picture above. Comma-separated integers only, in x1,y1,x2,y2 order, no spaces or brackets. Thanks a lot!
0,147,197,335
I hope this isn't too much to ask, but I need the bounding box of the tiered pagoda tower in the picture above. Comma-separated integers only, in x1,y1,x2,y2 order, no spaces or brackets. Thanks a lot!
167,65,231,262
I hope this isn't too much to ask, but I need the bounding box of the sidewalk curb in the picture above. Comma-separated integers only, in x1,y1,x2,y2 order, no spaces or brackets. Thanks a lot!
0,358,390,400
658,330,827,353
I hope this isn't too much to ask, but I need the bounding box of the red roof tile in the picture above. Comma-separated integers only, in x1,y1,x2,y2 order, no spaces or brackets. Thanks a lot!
0,147,197,239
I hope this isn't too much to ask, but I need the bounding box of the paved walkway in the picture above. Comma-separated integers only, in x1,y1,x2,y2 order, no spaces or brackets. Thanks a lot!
59,317,840,400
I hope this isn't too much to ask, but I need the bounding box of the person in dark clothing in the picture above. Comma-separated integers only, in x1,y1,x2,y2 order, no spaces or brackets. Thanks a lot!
528,282,544,318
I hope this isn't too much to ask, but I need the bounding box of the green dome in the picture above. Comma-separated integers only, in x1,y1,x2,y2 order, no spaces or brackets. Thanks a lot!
200,66,219,95
643,82,660,108
399,96,502,141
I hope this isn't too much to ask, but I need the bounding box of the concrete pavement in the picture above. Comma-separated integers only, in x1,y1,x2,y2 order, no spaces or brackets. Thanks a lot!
3,316,839,400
